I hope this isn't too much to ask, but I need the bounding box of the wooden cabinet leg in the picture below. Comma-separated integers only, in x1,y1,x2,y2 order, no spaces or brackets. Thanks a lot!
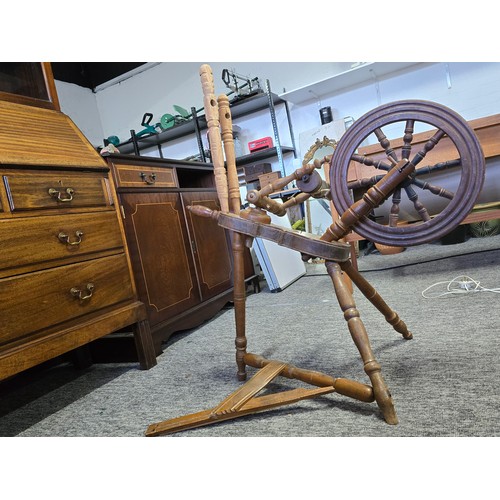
133,319,157,370
326,261,398,424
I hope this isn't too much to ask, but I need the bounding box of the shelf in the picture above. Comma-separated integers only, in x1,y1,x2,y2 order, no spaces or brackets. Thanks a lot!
279,62,432,104
229,92,286,119
117,91,287,155
235,146,295,167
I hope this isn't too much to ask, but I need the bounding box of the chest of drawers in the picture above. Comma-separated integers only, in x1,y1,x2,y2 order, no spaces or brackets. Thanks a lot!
0,99,156,381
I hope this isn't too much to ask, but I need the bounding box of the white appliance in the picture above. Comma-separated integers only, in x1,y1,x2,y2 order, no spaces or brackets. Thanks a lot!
252,211,306,292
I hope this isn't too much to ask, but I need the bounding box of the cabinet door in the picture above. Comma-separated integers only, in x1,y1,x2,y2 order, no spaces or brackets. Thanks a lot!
120,191,201,326
181,192,233,301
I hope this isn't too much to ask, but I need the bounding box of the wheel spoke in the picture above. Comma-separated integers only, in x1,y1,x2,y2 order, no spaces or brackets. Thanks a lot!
404,185,432,221
410,129,446,167
351,154,391,171
348,174,385,191
374,128,399,165
389,188,401,227
411,178,455,200
414,158,461,176
401,120,415,160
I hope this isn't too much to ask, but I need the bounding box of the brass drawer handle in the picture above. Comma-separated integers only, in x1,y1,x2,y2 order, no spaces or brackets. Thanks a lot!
49,187,75,202
140,172,157,185
58,230,84,246
70,283,95,302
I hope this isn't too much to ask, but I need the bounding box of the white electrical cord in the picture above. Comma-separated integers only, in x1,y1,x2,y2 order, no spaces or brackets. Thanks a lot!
421,275,500,298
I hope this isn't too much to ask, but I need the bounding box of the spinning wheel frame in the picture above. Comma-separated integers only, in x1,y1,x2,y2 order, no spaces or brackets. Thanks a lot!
147,70,484,435
330,100,485,247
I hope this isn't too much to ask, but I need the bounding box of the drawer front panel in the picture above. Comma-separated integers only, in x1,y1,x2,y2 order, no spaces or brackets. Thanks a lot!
0,211,123,275
3,171,110,211
114,164,177,189
0,254,134,346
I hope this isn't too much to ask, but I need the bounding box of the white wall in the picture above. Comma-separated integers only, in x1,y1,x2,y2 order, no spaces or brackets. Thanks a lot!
56,61,500,152
54,79,104,146
92,61,356,146
54,61,500,209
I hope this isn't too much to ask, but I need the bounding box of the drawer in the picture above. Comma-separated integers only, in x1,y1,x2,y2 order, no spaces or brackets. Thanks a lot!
113,164,178,189
0,211,124,276
0,253,134,347
3,171,110,212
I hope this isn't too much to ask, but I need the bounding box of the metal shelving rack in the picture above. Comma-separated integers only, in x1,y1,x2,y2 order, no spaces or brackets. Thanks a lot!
116,79,297,177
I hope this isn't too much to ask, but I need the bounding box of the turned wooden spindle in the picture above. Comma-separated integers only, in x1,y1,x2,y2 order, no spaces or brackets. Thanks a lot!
246,162,320,215
218,94,241,214
244,353,374,403
401,119,415,160
250,162,316,201
339,259,413,340
246,190,287,217
199,64,229,213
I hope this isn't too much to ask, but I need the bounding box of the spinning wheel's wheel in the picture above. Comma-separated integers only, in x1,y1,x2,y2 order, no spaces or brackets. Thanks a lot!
330,100,485,247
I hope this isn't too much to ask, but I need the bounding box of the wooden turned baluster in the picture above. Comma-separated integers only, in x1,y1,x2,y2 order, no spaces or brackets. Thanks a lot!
216,89,248,380
326,261,398,425
218,94,241,215
200,64,229,213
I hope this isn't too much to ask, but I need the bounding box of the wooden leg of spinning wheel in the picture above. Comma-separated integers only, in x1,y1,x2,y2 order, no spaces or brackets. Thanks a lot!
326,261,398,425
232,231,248,381
340,259,413,340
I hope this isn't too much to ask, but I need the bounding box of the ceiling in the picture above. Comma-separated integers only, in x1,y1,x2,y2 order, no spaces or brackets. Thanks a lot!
51,62,147,90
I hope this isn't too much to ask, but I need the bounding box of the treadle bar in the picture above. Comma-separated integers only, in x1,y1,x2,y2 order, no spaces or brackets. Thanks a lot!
145,386,335,436
212,360,287,415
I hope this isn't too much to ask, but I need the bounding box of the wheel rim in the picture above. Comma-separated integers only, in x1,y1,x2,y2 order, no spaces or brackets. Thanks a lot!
330,100,485,246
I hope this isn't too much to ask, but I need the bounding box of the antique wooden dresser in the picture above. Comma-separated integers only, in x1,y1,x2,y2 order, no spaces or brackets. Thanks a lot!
0,63,156,381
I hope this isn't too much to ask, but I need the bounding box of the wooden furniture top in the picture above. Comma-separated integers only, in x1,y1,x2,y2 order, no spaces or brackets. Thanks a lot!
0,100,106,169
356,113,500,163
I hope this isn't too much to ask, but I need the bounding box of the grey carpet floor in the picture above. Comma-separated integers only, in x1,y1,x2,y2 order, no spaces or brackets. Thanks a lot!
1,235,499,438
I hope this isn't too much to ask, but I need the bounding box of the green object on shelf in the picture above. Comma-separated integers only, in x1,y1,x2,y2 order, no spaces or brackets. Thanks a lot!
160,113,175,129
173,105,190,119
106,135,120,146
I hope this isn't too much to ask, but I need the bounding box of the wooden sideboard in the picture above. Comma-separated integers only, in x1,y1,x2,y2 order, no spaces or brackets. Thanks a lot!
105,154,256,354
0,64,156,382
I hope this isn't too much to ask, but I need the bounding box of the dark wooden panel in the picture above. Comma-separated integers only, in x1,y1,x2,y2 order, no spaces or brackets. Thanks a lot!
120,191,201,326
182,191,233,300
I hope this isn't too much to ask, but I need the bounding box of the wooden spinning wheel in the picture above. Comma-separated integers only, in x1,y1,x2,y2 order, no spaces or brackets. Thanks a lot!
330,100,486,246
145,67,486,436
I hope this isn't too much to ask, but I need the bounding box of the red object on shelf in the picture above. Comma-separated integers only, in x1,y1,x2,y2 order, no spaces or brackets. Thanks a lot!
248,136,273,153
